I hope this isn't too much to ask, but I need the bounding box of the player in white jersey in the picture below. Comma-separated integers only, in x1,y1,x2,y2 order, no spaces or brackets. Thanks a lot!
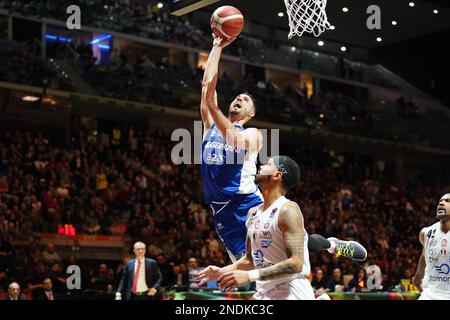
200,36,367,264
197,155,367,300
414,193,450,300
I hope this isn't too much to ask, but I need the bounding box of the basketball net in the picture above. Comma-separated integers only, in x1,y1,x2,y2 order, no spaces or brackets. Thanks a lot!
284,0,331,38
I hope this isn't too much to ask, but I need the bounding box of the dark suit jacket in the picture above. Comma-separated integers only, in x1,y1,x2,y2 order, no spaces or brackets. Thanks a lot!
35,291,60,300
2,294,26,300
116,258,163,300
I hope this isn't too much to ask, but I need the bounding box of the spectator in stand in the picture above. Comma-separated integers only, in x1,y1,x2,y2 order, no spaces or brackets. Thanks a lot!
41,243,62,266
48,263,67,297
90,263,114,292
35,278,59,300
347,268,367,292
173,263,189,288
399,267,418,292
156,253,176,288
311,267,328,292
326,267,345,292
2,282,26,300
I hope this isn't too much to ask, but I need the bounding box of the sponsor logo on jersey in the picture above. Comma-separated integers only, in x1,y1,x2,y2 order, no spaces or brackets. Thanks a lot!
260,231,272,239
253,250,264,263
255,220,260,230
264,222,270,229
430,240,438,247
260,240,272,249
269,208,277,219
441,239,448,247
441,249,447,256
204,141,235,153
434,263,450,275
429,275,450,283
427,248,439,263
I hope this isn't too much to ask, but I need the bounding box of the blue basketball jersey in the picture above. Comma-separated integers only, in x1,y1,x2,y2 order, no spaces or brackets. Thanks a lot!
201,123,258,204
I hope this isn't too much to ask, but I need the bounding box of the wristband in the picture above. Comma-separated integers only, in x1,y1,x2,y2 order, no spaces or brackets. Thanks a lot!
248,269,260,282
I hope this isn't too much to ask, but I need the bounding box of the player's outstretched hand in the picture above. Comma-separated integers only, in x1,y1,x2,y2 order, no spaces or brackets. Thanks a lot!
195,265,223,286
217,270,250,291
212,33,236,48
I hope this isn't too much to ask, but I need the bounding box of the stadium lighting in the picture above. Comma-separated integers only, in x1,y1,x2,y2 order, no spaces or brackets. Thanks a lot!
22,96,40,102
433,9,438,14
342,7,349,13
329,25,335,30
409,2,415,7
45,34,72,43
98,44,111,49
376,37,382,42
341,46,347,52
157,3,164,8
392,21,397,26
291,46,296,52
278,12,284,17
89,34,112,45
318,40,324,46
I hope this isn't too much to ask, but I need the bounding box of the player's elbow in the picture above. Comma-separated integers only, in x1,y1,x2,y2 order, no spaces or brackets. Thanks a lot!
202,78,216,88
291,256,304,274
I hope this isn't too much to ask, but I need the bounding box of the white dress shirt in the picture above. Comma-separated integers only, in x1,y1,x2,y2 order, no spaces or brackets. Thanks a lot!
134,258,149,293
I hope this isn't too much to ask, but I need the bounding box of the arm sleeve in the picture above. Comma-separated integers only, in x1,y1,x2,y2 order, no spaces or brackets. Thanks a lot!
152,261,163,290
116,263,129,294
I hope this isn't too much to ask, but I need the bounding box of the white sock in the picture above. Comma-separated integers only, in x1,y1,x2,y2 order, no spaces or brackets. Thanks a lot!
327,240,336,254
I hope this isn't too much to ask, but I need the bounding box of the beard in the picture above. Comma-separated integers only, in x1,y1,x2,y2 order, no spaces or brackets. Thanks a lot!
255,173,271,186
229,109,241,116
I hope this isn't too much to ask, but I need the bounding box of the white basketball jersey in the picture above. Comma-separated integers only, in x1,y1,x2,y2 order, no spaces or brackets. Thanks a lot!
422,222,450,295
246,196,311,293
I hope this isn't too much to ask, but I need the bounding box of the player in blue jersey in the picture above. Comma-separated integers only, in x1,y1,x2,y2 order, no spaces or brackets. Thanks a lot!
200,35,367,264
200,35,263,261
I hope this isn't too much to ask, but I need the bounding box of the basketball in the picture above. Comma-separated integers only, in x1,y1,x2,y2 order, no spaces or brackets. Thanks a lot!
210,6,244,39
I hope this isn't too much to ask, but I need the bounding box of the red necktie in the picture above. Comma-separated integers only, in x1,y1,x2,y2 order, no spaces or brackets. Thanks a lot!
132,260,141,294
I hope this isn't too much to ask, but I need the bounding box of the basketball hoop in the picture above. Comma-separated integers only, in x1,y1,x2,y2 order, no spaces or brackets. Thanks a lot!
284,0,331,38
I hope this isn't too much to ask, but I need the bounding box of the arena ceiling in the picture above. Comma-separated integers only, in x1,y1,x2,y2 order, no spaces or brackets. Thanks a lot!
195,0,450,48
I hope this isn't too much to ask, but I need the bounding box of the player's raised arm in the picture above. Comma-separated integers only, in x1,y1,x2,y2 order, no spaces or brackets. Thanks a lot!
204,74,262,151
413,228,426,291
200,35,235,130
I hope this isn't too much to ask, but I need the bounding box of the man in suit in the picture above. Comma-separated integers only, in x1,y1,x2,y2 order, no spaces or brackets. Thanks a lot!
115,241,163,300
35,278,59,300
2,282,26,300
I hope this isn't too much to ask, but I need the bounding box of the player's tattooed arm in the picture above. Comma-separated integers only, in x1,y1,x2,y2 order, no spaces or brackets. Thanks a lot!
258,202,305,281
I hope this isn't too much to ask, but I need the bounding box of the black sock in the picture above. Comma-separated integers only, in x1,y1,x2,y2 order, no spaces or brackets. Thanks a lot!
308,234,331,253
